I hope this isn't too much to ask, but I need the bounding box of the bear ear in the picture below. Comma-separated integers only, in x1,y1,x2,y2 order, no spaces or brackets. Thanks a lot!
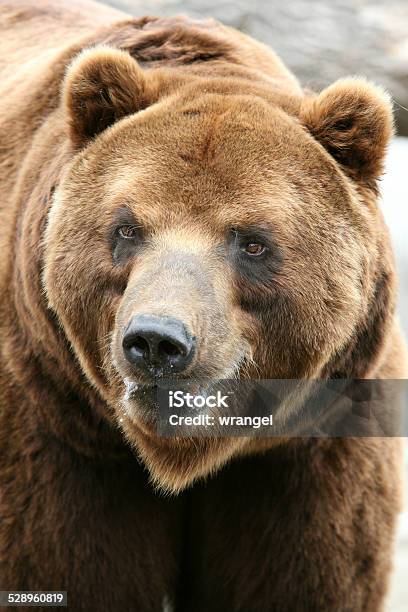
300,78,394,190
63,46,150,148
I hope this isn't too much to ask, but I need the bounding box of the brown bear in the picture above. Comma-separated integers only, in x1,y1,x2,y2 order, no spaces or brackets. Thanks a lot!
0,1,407,611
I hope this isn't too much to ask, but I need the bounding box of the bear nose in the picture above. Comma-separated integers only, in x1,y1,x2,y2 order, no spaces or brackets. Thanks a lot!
122,314,195,377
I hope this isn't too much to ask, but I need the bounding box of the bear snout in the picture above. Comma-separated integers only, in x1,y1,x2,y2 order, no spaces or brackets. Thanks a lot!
122,313,196,379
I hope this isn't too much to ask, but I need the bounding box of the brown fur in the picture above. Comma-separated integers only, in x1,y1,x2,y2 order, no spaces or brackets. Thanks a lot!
0,1,406,611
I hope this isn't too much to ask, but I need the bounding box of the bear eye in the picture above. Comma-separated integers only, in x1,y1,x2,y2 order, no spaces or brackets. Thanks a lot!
242,242,267,257
118,225,139,239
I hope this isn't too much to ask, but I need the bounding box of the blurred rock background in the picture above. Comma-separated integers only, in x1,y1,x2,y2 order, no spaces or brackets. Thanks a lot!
382,138,408,612
103,1,407,609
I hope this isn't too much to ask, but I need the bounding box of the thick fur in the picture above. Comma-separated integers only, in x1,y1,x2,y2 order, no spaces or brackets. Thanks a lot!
0,2,406,611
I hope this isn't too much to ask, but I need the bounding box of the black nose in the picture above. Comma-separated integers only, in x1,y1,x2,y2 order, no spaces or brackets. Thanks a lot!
122,314,195,377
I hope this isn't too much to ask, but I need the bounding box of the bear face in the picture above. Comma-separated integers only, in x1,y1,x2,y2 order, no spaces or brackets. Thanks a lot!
43,47,395,492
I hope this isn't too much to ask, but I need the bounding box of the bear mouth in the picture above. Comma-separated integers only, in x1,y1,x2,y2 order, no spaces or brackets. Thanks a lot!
122,378,159,420
123,377,214,405
121,376,224,430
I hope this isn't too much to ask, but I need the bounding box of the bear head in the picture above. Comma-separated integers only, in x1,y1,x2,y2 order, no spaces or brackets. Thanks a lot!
43,46,395,492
